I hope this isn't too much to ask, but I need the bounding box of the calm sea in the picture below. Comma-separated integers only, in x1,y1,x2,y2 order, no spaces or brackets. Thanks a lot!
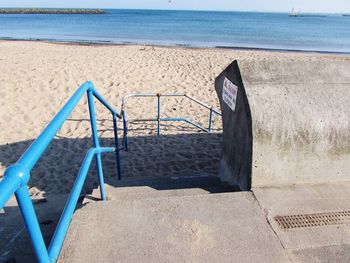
0,9,350,53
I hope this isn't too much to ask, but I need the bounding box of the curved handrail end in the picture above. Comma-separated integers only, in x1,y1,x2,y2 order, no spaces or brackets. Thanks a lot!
0,164,30,208
85,81,94,92
4,164,30,187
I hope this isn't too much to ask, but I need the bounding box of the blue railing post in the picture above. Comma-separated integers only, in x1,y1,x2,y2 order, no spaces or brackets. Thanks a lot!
122,110,129,152
16,186,50,263
157,93,161,135
209,107,213,132
113,114,122,180
87,86,106,201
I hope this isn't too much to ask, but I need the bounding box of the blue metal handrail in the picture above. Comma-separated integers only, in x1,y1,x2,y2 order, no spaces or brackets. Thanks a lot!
0,81,124,263
121,93,222,136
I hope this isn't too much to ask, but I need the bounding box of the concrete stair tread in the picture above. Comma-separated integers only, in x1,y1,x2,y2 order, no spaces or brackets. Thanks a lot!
83,176,239,203
60,192,289,263
112,175,223,188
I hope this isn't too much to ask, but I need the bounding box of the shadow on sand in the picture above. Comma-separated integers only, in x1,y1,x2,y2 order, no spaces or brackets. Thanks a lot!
0,129,223,195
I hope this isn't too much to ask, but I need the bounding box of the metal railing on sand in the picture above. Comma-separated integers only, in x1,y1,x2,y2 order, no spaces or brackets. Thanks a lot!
0,82,125,263
121,93,222,139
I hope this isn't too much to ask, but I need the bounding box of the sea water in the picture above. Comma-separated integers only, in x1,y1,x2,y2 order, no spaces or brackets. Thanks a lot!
0,9,349,53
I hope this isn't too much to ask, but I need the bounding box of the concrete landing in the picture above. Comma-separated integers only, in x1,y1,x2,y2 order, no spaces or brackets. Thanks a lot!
59,192,289,263
253,182,350,262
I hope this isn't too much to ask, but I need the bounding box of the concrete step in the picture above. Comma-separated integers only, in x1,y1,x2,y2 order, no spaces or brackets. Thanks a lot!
112,175,228,189
59,192,289,263
83,175,239,203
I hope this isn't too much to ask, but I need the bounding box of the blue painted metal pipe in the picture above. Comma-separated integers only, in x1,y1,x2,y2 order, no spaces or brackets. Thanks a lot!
122,110,129,151
48,147,114,262
157,94,161,135
0,170,23,209
0,80,122,263
0,82,93,209
209,108,213,132
87,89,106,201
182,118,209,132
16,186,50,263
113,114,122,180
92,90,121,119
18,82,93,172
92,88,123,179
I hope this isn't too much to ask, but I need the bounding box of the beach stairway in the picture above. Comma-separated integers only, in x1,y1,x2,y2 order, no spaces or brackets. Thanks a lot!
58,176,289,263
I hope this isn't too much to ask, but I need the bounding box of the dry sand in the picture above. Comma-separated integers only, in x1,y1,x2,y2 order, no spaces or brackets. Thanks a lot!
0,40,349,195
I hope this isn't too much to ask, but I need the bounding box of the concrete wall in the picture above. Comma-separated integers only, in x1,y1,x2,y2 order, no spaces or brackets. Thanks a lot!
215,59,350,189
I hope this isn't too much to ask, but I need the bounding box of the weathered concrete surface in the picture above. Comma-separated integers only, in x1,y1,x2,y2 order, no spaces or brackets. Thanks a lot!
290,244,350,263
215,59,350,188
59,192,289,263
253,182,350,251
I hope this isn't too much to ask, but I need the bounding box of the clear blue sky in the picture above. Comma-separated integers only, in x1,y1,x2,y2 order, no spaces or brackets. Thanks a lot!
1,0,350,13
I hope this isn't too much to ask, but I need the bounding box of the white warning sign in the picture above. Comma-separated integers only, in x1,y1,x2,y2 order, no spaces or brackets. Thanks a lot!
222,77,238,112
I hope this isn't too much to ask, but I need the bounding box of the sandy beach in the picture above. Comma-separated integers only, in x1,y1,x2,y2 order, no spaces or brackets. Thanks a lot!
0,40,349,195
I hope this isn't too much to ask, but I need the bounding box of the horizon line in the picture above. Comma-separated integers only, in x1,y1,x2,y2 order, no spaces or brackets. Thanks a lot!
0,7,349,15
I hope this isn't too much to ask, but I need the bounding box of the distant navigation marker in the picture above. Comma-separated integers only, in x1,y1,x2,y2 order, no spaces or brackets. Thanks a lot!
289,8,300,17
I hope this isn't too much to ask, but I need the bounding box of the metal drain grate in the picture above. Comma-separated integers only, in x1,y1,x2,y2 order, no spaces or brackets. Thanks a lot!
275,211,350,230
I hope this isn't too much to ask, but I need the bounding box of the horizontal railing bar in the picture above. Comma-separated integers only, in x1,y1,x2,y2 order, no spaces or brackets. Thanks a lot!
121,93,221,116
48,146,114,262
126,117,210,133
122,93,184,107
92,90,122,119
99,147,115,154
124,93,190,98
18,82,93,171
161,118,209,132
121,93,158,107
129,118,158,122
